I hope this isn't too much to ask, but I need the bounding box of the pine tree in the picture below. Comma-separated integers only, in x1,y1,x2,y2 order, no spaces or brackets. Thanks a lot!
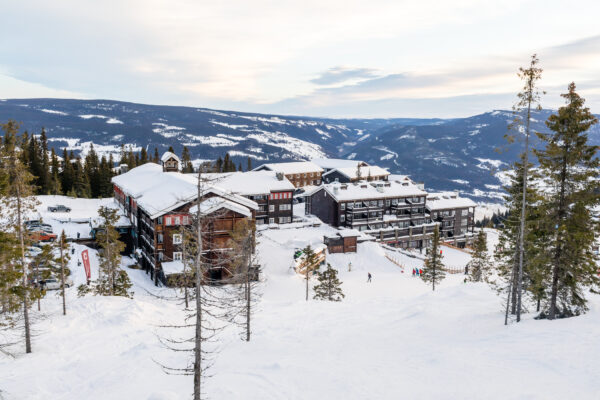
223,153,232,172
215,156,223,173
313,263,344,301
300,245,318,301
505,54,545,323
49,149,62,195
72,158,91,198
57,231,70,315
238,162,243,172
93,206,131,297
247,157,252,172
39,128,51,194
421,226,445,291
468,230,490,282
140,147,148,165
493,155,549,324
0,120,41,353
535,83,600,319
181,146,194,173
61,149,75,195
153,147,160,163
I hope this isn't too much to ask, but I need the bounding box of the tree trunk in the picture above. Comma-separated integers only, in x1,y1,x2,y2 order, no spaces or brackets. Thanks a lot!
305,268,309,301
549,152,568,320
60,235,67,316
516,89,533,323
16,187,32,353
193,174,204,400
246,266,251,342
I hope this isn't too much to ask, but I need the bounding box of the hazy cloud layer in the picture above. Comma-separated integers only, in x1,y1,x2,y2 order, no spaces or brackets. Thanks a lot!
1,1,600,117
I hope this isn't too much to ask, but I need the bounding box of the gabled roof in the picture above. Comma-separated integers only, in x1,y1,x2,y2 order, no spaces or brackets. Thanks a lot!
161,151,180,163
426,192,477,211
111,163,257,219
311,158,368,170
189,197,253,218
202,171,295,195
324,165,390,180
253,161,323,175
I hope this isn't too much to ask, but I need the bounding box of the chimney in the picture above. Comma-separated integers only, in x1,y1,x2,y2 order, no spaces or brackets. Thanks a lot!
333,186,339,194
417,182,425,190
276,172,284,181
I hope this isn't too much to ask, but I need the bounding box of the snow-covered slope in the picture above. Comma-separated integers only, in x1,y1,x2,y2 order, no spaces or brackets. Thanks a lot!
1,199,599,399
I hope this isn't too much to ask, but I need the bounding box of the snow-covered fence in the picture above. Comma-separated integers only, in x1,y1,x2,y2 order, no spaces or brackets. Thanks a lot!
384,253,406,272
443,266,466,274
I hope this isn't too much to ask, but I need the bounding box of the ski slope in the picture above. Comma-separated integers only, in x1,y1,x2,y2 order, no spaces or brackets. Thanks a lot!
1,203,599,399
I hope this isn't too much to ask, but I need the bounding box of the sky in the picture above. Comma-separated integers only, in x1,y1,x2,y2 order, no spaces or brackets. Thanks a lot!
2,0,600,118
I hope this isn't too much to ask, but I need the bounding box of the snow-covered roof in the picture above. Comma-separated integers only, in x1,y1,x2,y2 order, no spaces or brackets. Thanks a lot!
112,163,257,219
388,174,414,183
325,229,361,239
426,192,477,211
324,165,390,180
161,151,180,163
161,260,185,275
253,161,324,175
189,197,253,218
319,180,427,202
203,171,295,195
311,158,368,170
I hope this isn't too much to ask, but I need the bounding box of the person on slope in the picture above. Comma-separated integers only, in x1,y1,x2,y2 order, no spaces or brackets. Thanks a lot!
367,272,372,283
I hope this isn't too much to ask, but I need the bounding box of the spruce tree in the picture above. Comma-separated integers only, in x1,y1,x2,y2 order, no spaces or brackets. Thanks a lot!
247,156,252,171
215,157,223,173
422,226,445,291
61,149,75,195
0,120,41,353
49,149,62,195
39,128,51,194
153,147,160,163
72,158,91,198
492,155,548,323
313,263,344,301
140,147,148,165
181,146,194,173
535,83,599,319
93,206,132,297
468,230,490,282
300,245,318,301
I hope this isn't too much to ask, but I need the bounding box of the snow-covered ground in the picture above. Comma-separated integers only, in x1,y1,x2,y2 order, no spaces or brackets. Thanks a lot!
1,201,599,399
28,196,123,240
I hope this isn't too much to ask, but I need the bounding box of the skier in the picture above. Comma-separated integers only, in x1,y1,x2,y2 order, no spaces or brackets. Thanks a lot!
419,268,423,276
412,268,416,277
367,272,372,283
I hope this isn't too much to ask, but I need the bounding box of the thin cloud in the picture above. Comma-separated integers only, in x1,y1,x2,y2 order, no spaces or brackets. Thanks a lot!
310,67,378,85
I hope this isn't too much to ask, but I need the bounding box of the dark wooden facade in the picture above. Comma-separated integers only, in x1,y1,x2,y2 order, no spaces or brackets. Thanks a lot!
324,234,358,253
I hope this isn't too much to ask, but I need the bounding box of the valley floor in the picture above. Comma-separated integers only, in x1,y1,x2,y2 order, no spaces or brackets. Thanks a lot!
1,198,599,399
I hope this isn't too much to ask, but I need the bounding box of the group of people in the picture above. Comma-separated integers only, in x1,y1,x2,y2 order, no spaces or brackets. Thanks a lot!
412,268,423,277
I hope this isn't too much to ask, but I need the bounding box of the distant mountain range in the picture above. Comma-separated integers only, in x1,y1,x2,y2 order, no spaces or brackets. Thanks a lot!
1,98,598,202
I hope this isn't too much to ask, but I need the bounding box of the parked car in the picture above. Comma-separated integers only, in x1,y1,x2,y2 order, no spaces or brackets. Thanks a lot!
30,230,57,242
26,246,43,257
47,205,71,213
39,278,73,290
27,224,53,233
24,219,41,227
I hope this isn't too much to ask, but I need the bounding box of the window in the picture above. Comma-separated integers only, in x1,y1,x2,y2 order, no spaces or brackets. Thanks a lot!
279,217,291,224
158,251,164,261
173,252,182,261
158,233,164,244
391,199,398,205
174,216,180,225
269,204,275,212
461,209,469,216
386,200,391,206
183,216,189,225
256,219,264,225
165,217,172,226
370,200,376,207
341,203,346,210
280,204,291,211
340,215,346,223
378,200,384,207
173,234,182,244
269,218,275,224
158,216,163,225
